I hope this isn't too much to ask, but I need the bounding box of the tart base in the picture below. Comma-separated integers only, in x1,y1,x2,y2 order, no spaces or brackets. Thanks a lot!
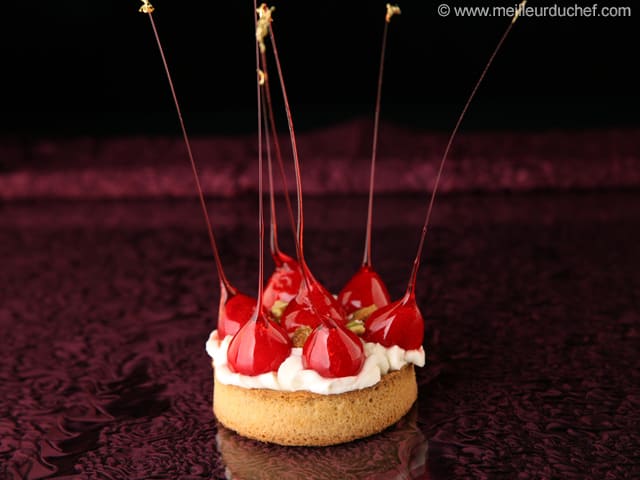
213,364,418,446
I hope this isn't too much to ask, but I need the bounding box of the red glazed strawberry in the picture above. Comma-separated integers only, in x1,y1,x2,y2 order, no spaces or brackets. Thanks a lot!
227,310,292,375
338,264,391,314
217,290,261,338
263,251,302,310
302,319,365,378
281,266,346,334
363,292,424,350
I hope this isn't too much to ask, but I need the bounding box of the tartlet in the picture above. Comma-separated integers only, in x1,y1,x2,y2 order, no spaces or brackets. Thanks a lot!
213,364,417,446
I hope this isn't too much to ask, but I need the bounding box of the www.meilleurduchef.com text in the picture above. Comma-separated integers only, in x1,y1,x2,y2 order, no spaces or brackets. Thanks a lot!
436,3,631,18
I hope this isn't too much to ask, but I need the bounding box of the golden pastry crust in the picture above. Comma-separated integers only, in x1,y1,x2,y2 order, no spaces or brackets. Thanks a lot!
213,364,417,446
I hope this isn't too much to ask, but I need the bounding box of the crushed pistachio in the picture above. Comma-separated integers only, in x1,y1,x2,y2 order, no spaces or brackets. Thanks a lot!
351,304,378,322
270,299,289,321
346,319,366,336
292,326,312,347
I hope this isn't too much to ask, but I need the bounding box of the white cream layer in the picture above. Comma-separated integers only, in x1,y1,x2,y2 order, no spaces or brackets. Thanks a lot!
205,330,425,395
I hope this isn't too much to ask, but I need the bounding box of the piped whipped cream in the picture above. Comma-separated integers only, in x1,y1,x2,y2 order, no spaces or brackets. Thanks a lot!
206,330,425,395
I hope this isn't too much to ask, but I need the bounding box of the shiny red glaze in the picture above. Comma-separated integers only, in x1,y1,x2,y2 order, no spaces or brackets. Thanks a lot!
363,294,424,350
302,321,365,378
217,292,260,338
263,253,302,310
338,265,391,314
280,294,323,333
226,316,292,375
281,270,346,334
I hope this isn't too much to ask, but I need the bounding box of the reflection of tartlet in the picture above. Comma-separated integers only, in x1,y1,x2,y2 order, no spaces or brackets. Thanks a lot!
216,405,428,480
213,364,417,446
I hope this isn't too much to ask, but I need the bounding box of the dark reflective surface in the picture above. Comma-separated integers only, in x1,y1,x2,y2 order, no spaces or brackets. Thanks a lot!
216,406,427,480
1,193,639,478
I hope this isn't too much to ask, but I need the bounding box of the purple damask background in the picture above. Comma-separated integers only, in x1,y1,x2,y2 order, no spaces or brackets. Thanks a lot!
1,155,639,478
